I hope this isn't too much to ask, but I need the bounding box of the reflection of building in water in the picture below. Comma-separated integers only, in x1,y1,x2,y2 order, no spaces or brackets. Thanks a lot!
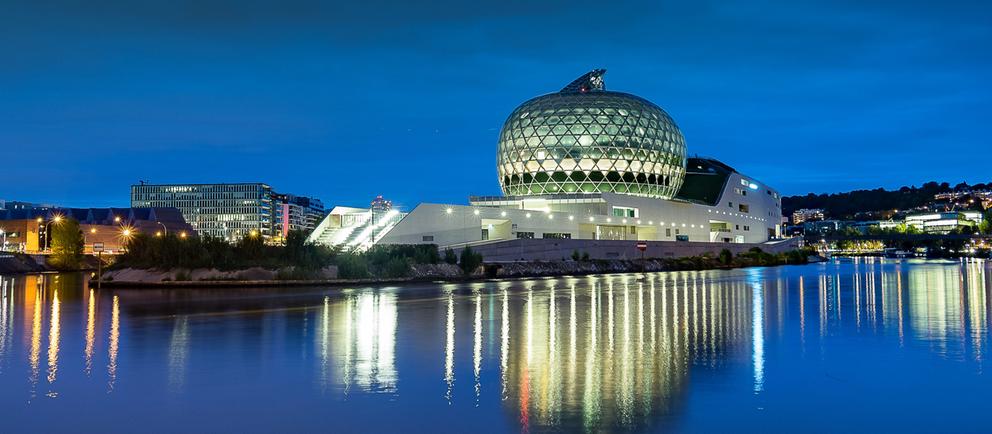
168,315,190,392
2,274,85,401
317,291,398,394
905,260,988,357
491,273,753,432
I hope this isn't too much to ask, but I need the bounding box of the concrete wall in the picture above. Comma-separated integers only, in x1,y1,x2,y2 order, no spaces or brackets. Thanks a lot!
456,237,801,262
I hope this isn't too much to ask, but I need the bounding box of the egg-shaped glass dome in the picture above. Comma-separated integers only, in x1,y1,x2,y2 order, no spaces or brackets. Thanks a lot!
497,70,687,199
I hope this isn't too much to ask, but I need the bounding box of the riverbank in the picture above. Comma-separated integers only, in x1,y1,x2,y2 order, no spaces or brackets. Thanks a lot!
0,253,102,274
96,250,822,288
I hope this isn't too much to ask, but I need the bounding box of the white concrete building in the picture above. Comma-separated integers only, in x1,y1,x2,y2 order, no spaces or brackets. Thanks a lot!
309,70,785,255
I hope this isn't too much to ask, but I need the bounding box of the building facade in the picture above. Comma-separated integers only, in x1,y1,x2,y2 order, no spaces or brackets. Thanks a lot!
905,211,983,234
131,183,276,240
273,194,326,241
309,70,784,255
792,208,825,224
0,207,194,253
131,183,325,242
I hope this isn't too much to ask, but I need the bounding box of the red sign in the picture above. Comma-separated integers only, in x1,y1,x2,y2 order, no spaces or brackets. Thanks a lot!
636,242,648,252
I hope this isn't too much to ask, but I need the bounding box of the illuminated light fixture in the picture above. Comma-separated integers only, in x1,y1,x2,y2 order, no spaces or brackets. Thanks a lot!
622,219,627,224
90,228,97,234
636,220,642,225
606,218,612,223
749,183,758,190
180,232,187,239
648,221,653,225
445,208,453,214
155,231,162,237
36,217,43,223
500,211,507,217
588,217,594,222
681,223,686,227
568,215,574,221
114,216,121,223
473,209,480,216
526,213,531,218
547,214,553,220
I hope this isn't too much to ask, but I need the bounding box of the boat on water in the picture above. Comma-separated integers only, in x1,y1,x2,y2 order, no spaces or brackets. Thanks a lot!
883,248,914,258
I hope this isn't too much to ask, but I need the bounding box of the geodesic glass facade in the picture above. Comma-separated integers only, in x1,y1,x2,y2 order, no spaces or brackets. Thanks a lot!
497,73,687,200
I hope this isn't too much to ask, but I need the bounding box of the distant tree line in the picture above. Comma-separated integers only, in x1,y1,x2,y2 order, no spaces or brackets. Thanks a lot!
783,181,991,220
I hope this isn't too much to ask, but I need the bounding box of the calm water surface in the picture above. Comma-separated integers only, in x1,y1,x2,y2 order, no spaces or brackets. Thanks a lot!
1,259,990,432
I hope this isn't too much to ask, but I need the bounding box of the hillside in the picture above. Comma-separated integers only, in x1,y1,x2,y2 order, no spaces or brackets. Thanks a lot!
782,181,991,220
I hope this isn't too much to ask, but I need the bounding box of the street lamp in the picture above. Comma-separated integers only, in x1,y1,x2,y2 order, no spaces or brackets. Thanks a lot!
119,226,134,250
44,215,64,252
156,221,167,237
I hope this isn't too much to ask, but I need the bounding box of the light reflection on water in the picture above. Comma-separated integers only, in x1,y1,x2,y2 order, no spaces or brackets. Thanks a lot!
0,258,989,432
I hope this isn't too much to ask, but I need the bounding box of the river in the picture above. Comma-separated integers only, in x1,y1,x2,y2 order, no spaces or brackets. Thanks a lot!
0,258,989,432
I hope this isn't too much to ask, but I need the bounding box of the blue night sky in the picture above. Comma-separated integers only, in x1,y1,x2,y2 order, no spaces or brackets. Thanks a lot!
3,0,991,209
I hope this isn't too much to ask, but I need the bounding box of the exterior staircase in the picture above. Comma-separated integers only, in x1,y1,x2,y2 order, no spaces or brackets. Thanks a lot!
307,208,406,252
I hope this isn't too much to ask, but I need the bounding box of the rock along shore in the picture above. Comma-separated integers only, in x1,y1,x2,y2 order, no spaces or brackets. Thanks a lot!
94,257,818,288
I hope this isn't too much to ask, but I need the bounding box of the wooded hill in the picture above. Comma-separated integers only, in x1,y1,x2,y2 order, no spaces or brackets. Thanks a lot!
782,181,991,220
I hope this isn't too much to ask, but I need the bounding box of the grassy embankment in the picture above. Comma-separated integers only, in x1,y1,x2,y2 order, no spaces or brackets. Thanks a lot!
111,230,817,282
112,230,480,280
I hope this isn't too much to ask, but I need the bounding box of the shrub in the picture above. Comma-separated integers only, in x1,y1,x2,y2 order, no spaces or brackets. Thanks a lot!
719,249,733,265
581,251,590,261
336,254,369,279
443,248,458,265
381,257,411,278
571,249,581,261
459,246,484,276
276,266,318,280
174,269,191,281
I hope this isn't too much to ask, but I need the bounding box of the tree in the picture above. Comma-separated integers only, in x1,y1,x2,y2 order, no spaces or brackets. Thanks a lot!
443,248,458,265
719,248,733,265
50,218,84,269
458,246,483,276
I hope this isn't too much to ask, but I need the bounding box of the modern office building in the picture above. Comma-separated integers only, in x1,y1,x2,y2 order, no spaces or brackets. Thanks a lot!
309,70,785,258
792,208,825,224
131,183,277,240
273,194,326,240
905,211,983,234
131,183,325,241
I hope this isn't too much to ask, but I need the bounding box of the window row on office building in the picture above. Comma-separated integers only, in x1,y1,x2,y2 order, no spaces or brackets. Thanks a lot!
130,183,325,241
